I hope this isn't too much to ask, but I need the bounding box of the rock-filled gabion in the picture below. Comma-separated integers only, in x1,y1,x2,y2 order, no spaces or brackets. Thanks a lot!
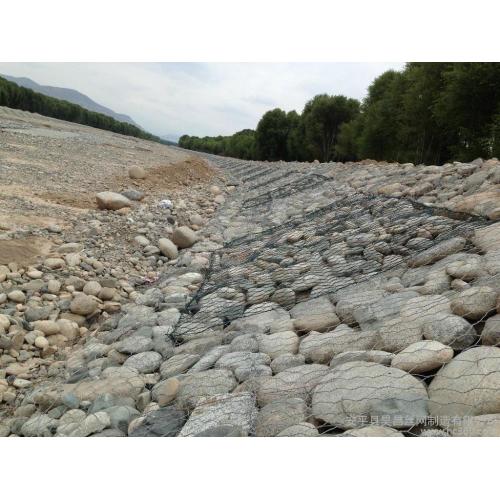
2,151,500,437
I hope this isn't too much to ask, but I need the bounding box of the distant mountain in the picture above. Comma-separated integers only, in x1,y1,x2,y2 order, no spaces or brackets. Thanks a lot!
1,74,139,127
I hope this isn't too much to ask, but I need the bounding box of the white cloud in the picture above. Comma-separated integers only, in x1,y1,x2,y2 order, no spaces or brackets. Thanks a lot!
0,62,405,138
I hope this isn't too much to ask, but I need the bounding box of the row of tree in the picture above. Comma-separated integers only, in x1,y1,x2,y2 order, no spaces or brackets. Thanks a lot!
0,76,160,142
179,63,500,164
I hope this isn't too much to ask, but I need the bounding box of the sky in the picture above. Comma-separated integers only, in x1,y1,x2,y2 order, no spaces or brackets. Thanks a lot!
0,62,405,139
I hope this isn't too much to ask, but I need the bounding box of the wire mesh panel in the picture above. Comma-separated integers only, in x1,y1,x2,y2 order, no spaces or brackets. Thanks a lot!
5,152,500,437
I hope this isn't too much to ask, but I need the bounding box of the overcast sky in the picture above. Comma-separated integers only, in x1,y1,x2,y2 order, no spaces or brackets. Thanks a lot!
0,62,405,139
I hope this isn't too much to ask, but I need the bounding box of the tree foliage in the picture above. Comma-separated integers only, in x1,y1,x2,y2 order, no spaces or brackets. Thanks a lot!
181,63,500,165
181,96,359,162
179,129,256,159
0,76,160,142
302,94,360,161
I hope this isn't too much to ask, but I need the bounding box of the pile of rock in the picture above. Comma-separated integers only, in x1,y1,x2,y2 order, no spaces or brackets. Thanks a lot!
2,153,500,438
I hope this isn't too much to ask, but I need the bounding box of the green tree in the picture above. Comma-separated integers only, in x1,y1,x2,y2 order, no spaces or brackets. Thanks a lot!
433,63,500,161
255,108,291,160
302,94,360,162
356,70,406,161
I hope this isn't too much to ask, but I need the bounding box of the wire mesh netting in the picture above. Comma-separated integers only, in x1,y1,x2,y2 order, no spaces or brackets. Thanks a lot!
4,153,500,437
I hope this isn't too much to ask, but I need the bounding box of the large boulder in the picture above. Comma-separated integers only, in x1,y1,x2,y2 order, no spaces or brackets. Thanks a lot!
257,331,299,359
160,353,200,379
255,398,307,437
408,237,466,267
179,392,257,437
353,291,419,330
123,351,162,373
481,314,500,346
158,238,179,259
176,369,237,410
311,361,428,429
450,286,497,320
270,353,305,374
171,226,197,249
336,290,387,325
400,295,452,326
391,340,454,374
474,222,500,253
70,294,98,316
257,364,329,406
300,324,378,363
62,369,145,403
215,351,271,382
228,302,290,334
290,297,339,332
428,346,500,417
448,414,500,437
129,406,186,437
96,191,132,210
422,313,477,350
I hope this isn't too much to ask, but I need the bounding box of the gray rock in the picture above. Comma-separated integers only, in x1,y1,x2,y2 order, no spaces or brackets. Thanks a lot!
289,296,335,319
96,191,132,210
88,393,136,413
117,335,154,354
255,398,307,437
450,286,497,320
229,334,259,353
277,422,319,437
257,364,329,406
121,189,145,201
158,238,179,259
104,405,140,433
69,411,111,436
481,314,500,345
340,426,404,437
194,425,248,437
428,346,500,417
270,353,305,374
70,294,97,316
391,340,454,373
21,414,58,437
215,351,271,382
336,290,387,324
408,237,466,267
176,369,238,410
124,351,162,373
117,305,157,330
160,353,200,379
312,361,428,429
257,331,299,359
135,288,163,308
422,313,477,350
24,306,52,322
179,392,257,436
375,317,423,353
229,302,290,334
188,345,231,373
172,226,197,248
129,406,186,437
329,350,395,368
353,291,419,330
299,325,377,363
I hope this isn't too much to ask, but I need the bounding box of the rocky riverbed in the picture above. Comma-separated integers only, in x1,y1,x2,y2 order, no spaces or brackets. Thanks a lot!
1,107,500,437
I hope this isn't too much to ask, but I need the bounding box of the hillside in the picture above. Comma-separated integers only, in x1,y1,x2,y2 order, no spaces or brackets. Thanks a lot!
1,108,500,437
1,74,139,126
